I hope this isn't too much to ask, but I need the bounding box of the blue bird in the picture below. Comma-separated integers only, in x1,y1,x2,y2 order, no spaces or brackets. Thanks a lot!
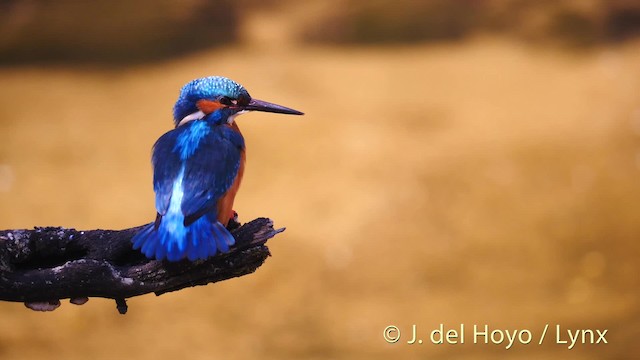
132,76,303,261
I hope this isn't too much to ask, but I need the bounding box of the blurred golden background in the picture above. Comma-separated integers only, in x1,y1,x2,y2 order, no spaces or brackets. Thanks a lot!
1,0,639,359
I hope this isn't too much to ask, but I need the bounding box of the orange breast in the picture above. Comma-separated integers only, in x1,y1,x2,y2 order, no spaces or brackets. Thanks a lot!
217,122,245,226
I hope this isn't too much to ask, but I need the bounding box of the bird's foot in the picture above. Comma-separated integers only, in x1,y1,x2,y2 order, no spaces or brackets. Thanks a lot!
226,210,241,231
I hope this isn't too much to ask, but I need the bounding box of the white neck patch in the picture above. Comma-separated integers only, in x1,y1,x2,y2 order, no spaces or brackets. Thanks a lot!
227,110,248,124
177,110,205,127
178,109,249,127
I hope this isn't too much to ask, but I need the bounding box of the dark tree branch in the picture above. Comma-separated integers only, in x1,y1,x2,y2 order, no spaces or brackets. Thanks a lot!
0,217,283,314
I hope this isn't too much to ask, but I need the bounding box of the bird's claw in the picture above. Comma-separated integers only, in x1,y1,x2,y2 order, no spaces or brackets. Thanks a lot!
227,210,241,230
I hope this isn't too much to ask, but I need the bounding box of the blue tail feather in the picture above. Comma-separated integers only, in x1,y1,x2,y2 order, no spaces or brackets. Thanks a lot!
211,222,234,253
132,215,235,261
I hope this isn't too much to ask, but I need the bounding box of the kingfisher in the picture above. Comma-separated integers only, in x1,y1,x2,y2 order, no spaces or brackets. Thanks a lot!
132,76,303,261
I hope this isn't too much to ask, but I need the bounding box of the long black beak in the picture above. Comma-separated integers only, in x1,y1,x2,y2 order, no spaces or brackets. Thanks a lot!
243,98,304,115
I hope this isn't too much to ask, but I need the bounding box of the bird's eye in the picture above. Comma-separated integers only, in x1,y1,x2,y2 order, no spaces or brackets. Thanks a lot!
219,96,233,106
237,94,250,106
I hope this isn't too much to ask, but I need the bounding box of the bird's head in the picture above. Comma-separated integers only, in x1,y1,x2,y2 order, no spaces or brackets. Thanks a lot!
173,76,303,127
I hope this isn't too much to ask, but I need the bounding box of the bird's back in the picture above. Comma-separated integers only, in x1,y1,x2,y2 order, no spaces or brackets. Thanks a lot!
132,120,244,261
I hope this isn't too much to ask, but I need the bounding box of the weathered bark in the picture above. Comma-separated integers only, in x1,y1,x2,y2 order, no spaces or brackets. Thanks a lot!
0,217,283,314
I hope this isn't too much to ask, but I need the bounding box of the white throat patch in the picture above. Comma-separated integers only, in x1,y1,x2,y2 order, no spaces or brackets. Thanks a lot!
227,110,248,124
178,110,205,127
178,109,249,127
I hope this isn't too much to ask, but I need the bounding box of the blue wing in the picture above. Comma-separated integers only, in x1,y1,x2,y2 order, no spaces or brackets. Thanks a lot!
180,125,243,224
151,121,244,222
151,130,183,216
